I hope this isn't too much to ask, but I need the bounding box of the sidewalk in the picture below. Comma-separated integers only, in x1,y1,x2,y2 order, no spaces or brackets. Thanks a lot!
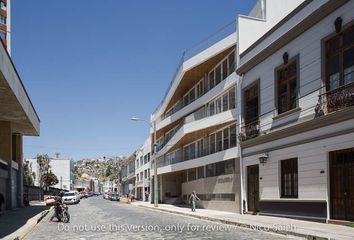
0,202,50,240
131,201,354,240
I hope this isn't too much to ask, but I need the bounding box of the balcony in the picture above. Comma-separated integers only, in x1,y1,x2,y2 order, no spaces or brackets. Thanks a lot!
315,82,354,117
239,120,260,141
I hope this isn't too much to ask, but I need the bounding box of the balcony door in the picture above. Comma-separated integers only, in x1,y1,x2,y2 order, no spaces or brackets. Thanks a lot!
330,148,354,221
247,164,259,212
244,82,259,125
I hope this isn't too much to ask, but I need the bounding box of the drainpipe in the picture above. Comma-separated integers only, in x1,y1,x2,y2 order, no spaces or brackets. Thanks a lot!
238,74,245,214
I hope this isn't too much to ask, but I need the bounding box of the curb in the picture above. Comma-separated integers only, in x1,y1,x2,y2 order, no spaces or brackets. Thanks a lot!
18,208,52,240
136,204,329,240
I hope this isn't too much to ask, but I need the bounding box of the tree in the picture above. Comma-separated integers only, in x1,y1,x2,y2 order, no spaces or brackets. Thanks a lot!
42,171,59,187
37,154,51,190
23,160,34,186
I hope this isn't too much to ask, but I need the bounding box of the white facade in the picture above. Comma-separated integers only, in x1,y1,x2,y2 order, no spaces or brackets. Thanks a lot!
237,0,354,222
135,137,151,201
26,157,74,191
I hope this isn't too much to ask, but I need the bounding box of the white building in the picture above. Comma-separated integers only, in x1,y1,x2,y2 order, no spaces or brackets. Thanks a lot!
26,157,74,191
102,180,115,193
149,0,307,213
134,137,151,201
237,0,354,222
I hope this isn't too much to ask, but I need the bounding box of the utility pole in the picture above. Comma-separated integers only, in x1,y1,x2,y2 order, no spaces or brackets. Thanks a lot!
153,120,158,207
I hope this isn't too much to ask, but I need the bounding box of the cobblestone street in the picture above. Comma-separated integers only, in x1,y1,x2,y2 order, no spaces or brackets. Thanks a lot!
25,197,293,240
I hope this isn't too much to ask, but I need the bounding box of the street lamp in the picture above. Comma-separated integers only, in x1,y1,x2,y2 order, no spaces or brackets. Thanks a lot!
131,117,158,207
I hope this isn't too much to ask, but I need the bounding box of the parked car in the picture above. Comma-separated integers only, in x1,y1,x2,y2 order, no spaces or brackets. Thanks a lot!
62,191,80,204
79,191,87,199
110,193,120,201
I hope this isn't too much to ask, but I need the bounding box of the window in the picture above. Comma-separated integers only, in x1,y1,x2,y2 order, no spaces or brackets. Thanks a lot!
216,131,222,152
197,166,205,179
137,174,139,181
222,59,228,80
148,168,150,178
216,97,222,114
136,159,139,168
188,168,196,181
209,71,215,89
140,156,143,166
203,136,210,156
224,159,235,174
189,143,196,159
230,124,237,148
222,92,229,112
281,158,298,198
203,76,209,93
229,86,236,109
215,65,222,85
276,59,298,114
210,133,216,154
197,139,203,158
182,171,187,183
189,88,195,103
228,52,235,74
206,163,216,178
223,128,229,150
326,25,354,91
209,102,215,116
147,153,151,162
184,145,190,161
244,83,259,124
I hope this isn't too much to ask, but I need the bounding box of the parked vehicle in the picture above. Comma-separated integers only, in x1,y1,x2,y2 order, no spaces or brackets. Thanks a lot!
57,202,70,223
62,191,80,204
110,193,120,201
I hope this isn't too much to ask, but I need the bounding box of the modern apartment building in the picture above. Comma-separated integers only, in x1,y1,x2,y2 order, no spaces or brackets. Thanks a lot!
149,0,307,213
237,0,354,222
150,20,239,211
26,157,74,191
134,137,151,201
0,10,39,210
0,0,11,54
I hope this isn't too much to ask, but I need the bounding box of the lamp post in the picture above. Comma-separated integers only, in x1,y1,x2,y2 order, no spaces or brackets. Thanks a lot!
131,117,158,207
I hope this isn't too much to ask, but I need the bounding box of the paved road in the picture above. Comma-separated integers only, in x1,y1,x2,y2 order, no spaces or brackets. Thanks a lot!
25,197,293,240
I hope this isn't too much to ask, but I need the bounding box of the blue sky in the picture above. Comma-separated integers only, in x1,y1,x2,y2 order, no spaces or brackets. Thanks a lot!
12,0,256,160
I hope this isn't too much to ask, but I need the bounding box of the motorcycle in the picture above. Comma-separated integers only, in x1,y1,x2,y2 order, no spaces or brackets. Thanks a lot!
56,202,70,223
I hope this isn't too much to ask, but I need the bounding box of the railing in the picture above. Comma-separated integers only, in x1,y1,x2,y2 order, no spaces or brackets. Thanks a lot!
315,82,354,117
153,21,236,115
239,120,260,142
162,59,236,120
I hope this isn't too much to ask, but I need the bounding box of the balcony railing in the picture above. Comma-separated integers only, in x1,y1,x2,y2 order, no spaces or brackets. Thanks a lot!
315,82,354,117
163,59,236,120
239,120,260,142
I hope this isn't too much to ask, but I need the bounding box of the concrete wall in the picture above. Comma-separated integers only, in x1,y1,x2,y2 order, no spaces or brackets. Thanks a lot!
182,172,241,213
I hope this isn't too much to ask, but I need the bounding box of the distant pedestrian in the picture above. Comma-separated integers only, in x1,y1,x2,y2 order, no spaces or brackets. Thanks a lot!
189,191,200,212
0,193,4,216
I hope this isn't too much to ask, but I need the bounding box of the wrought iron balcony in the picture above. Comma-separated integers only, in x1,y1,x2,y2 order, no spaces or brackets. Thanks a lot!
239,120,260,142
315,82,354,117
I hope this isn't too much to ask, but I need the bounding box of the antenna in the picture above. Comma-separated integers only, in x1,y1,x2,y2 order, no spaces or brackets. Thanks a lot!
55,152,60,159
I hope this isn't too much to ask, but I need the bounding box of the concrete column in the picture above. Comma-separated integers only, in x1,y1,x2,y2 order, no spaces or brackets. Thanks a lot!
0,121,12,210
13,134,23,208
